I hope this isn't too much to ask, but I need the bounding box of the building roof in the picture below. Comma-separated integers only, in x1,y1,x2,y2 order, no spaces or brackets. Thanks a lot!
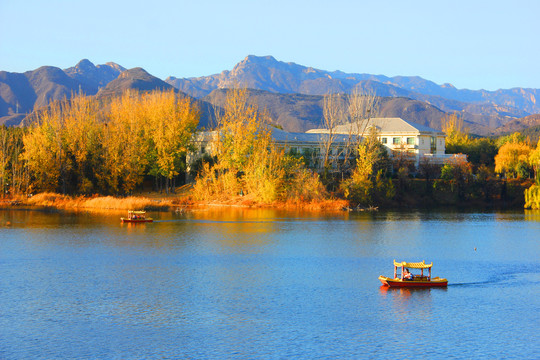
394,260,433,269
194,117,444,146
270,127,357,144
307,118,444,136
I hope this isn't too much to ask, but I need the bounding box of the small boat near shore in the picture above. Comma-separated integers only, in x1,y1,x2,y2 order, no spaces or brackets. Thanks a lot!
379,260,447,288
121,210,153,223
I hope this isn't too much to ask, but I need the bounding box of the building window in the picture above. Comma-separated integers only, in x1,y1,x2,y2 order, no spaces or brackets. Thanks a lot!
393,137,401,145
430,136,436,154
407,137,415,145
201,146,206,154
381,137,387,144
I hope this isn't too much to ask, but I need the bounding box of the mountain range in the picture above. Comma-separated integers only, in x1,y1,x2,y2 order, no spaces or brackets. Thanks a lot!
168,55,539,115
1,55,539,136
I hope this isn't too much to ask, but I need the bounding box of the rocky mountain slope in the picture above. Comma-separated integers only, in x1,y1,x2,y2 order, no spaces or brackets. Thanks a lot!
64,59,125,94
202,88,494,134
167,55,538,133
0,60,123,125
493,114,540,135
1,56,538,136
95,67,174,98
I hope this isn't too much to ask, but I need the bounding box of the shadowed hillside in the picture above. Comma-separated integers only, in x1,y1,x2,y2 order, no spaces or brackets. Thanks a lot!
64,59,125,94
167,55,536,132
1,56,538,136
0,60,124,125
202,88,493,134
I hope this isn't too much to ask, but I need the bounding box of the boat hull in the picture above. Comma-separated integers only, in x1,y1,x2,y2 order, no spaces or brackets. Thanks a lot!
379,275,447,288
121,218,153,223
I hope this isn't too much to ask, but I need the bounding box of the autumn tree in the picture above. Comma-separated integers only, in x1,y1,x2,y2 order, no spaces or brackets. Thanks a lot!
321,93,346,172
144,90,199,193
465,137,498,167
0,126,11,196
9,128,28,195
193,88,276,201
60,94,104,193
440,157,473,200
528,139,540,182
193,88,326,204
340,129,393,206
442,112,469,154
0,127,26,196
340,89,379,174
494,133,531,178
22,102,70,193
101,90,150,194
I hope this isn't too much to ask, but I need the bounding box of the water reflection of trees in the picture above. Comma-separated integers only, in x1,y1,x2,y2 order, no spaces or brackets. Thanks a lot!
524,209,540,222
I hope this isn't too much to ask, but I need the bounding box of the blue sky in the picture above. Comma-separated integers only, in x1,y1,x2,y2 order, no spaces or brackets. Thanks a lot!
0,0,538,91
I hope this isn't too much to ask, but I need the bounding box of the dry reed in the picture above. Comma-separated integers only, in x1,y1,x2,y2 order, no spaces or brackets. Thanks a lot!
24,192,173,210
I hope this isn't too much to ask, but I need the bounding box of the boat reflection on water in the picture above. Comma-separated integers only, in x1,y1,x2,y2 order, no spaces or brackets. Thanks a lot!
379,282,448,322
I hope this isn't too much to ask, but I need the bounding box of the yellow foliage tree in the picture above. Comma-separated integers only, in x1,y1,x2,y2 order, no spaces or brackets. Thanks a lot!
494,135,531,178
102,90,149,194
442,112,469,153
193,88,326,204
528,139,540,181
0,126,11,196
144,90,199,193
61,94,103,193
22,102,68,192
194,88,278,201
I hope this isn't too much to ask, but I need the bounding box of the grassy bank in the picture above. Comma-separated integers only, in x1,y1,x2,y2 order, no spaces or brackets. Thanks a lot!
1,177,531,212
1,192,349,212
2,193,176,211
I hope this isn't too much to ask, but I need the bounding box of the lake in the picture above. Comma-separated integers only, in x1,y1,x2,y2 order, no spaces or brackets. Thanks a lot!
1,207,539,359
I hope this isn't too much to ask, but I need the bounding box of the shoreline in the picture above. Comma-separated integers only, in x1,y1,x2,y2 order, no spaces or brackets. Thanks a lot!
0,192,350,212
1,177,534,213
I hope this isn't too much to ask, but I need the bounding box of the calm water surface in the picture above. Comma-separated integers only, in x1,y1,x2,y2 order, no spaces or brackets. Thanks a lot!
1,208,539,359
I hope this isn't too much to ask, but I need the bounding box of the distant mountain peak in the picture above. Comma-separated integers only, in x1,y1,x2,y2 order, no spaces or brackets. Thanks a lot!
75,59,95,69
63,59,126,95
244,55,277,62
118,67,151,79
103,62,125,72
97,67,173,98
234,55,283,71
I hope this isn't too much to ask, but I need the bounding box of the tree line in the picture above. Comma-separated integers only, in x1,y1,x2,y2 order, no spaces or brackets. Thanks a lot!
1,89,198,196
1,88,539,209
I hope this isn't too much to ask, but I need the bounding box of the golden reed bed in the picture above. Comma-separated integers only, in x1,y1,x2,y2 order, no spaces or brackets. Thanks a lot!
3,192,349,212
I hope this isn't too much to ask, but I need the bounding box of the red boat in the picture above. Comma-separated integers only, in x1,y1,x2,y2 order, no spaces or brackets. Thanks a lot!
379,260,447,288
121,210,153,223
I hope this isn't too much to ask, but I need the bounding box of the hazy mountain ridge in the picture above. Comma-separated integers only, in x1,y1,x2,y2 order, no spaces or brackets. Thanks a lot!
1,55,538,136
64,59,125,94
0,60,124,124
493,114,540,135
96,67,174,98
166,55,537,121
202,88,493,135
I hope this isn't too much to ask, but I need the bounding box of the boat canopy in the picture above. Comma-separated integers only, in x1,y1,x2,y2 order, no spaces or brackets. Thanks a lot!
128,210,146,214
394,260,433,269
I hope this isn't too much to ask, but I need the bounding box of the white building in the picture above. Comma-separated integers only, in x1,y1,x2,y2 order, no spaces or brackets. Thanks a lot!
188,118,465,172
307,118,465,166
